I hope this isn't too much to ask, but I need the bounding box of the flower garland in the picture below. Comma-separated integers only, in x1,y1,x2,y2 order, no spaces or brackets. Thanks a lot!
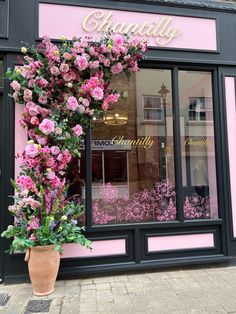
2,34,147,253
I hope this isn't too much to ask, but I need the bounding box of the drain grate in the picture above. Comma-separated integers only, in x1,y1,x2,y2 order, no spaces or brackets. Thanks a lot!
0,293,11,306
24,300,52,313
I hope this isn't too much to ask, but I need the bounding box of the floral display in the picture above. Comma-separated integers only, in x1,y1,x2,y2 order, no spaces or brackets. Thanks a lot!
92,182,212,225
92,180,177,224
1,34,147,253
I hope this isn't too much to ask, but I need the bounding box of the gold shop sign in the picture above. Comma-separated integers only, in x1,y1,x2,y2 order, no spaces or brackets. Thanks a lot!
112,136,154,149
82,10,179,45
184,138,210,146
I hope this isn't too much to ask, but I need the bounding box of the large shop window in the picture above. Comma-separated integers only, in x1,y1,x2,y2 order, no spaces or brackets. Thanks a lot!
68,68,219,225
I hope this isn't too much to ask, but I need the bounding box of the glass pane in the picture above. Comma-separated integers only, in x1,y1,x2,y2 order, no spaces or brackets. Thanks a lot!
0,60,3,88
179,71,218,220
92,69,176,225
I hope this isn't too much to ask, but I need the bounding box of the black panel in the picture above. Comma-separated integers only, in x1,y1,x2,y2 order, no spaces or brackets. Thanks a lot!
0,0,9,39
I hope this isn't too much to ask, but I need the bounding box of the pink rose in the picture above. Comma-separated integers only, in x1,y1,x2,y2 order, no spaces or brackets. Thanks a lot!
91,87,104,101
46,171,56,180
13,92,19,101
38,96,47,105
111,63,123,75
35,135,48,146
55,127,62,135
63,52,72,60
74,56,88,71
82,99,90,107
10,80,21,91
26,102,38,116
50,66,60,76
60,63,70,73
30,117,39,125
50,146,60,155
113,34,124,47
57,154,63,161
73,124,83,137
67,96,78,111
104,59,110,67
39,118,55,135
23,89,33,101
102,101,109,111
25,143,39,158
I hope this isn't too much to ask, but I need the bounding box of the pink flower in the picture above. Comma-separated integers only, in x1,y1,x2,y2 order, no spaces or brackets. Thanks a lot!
104,59,110,67
74,55,88,71
25,143,39,158
39,118,55,135
102,101,109,111
29,234,37,241
67,96,78,111
50,66,60,76
78,105,85,114
63,52,72,60
111,63,123,75
72,124,83,137
27,217,40,231
46,170,56,180
50,146,60,155
91,87,104,101
60,63,70,73
113,34,124,47
10,80,21,91
13,92,19,101
35,135,48,145
82,99,90,107
23,89,33,101
38,96,47,105
55,127,62,135
26,102,38,116
17,175,35,191
30,117,39,125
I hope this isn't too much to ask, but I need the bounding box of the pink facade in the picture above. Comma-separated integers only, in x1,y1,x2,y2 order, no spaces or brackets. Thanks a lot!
62,239,126,258
39,4,217,51
148,233,214,252
15,103,27,178
225,77,236,238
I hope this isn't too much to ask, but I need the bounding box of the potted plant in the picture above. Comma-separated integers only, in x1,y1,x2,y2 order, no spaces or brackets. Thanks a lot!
1,34,147,295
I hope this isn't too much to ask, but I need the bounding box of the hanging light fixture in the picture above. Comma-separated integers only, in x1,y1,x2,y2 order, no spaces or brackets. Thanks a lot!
103,111,128,125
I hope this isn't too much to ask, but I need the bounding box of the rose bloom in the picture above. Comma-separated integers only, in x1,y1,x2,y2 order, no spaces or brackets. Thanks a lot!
39,118,55,135
30,117,39,126
60,63,70,73
78,105,85,114
91,86,104,101
63,52,72,60
111,62,123,74
67,96,78,111
38,96,47,105
73,124,83,137
35,135,48,146
74,55,88,71
62,73,72,82
82,98,90,107
25,143,39,158
13,92,19,101
50,66,60,76
55,127,62,135
10,80,21,91
26,102,38,116
23,89,33,101
50,146,60,155
102,101,109,111
113,34,124,47
103,59,110,67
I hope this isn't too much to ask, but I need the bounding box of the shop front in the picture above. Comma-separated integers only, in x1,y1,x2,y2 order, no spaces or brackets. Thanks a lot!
1,0,236,282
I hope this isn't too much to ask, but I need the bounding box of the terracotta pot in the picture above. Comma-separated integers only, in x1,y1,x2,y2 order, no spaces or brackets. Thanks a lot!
25,245,60,296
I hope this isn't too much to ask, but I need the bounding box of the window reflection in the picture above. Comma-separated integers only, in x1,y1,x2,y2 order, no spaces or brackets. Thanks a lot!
179,71,218,219
92,70,176,225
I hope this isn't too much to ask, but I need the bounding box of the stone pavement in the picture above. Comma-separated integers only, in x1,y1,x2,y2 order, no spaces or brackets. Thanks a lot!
1,265,236,314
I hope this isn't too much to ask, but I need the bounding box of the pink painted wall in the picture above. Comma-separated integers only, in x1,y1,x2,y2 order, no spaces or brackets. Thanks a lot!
148,233,214,252
15,103,27,179
61,239,126,258
39,4,217,51
225,77,236,238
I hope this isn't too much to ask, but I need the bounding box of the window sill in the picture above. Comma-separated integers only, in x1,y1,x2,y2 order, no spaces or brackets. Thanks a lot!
140,120,165,125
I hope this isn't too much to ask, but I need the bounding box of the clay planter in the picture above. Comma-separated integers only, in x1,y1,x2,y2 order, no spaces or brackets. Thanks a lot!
25,245,60,296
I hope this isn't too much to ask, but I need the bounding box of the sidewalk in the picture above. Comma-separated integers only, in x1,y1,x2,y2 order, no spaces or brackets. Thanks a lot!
0,265,236,314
